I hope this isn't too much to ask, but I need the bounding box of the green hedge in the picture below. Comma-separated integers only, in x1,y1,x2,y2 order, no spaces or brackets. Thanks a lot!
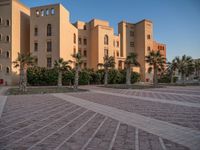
27,67,140,86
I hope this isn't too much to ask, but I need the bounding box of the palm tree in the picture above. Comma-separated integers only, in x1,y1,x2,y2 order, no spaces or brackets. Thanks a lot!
194,59,200,79
98,56,115,85
71,52,83,90
13,53,35,92
125,52,140,85
54,58,71,87
175,55,194,83
167,58,177,84
145,50,166,87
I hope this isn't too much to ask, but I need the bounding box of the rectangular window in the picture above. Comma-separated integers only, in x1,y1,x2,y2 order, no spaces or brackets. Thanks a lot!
47,41,52,52
78,38,82,44
34,27,38,36
116,41,119,47
104,49,108,56
130,31,134,37
130,42,134,47
147,34,151,39
47,57,52,68
78,48,81,55
6,20,10,26
83,50,87,57
84,62,87,68
0,64,2,71
34,42,38,51
147,46,151,51
83,38,87,45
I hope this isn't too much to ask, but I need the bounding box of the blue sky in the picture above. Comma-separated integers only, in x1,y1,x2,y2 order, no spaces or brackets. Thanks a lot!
21,0,200,61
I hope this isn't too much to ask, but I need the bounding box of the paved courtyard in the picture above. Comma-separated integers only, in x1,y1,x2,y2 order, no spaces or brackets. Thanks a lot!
0,86,200,150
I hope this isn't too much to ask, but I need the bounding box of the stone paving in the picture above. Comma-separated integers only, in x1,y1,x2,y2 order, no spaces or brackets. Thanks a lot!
0,86,199,150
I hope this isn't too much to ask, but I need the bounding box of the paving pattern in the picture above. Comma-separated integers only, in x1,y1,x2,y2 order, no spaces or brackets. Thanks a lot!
0,86,199,150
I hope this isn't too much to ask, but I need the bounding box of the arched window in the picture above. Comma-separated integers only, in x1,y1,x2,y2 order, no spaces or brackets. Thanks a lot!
6,67,10,74
0,18,2,24
47,24,52,36
36,10,40,17
51,8,55,15
73,34,76,44
104,35,109,45
41,10,44,16
46,9,49,16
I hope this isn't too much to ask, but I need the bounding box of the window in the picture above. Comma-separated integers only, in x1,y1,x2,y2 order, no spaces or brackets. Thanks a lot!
104,35,109,45
6,51,9,58
104,49,108,56
34,27,38,36
117,51,119,57
47,24,52,36
118,61,122,69
47,57,52,68
147,46,151,51
130,31,134,37
51,8,55,15
78,37,82,44
130,42,134,47
36,10,40,17
0,64,2,71
6,20,9,26
47,41,52,52
83,38,87,45
116,41,119,47
83,49,87,57
6,67,10,74
73,48,76,54
83,25,87,30
83,63,87,68
73,34,76,44
0,18,2,25
0,49,2,55
147,34,151,39
46,9,49,16
0,34,2,41
41,10,44,16
34,42,38,51
6,36,10,42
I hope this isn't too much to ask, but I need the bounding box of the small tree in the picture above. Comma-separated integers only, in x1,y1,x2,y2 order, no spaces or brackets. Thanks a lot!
175,55,194,83
145,50,166,87
125,52,140,85
13,53,35,92
167,58,177,84
98,56,115,85
71,53,83,90
54,58,71,87
194,59,200,79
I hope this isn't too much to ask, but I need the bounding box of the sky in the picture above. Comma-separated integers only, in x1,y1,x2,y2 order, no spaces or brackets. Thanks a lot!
21,0,200,61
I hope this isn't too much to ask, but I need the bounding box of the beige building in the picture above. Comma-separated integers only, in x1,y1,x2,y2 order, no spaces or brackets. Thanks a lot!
118,20,166,82
0,1,166,85
74,19,121,70
0,0,30,85
30,4,77,68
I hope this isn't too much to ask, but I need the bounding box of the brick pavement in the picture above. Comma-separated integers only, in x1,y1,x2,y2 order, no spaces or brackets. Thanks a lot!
0,86,199,150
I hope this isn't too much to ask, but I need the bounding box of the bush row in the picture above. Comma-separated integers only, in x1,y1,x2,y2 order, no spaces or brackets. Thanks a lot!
27,67,140,86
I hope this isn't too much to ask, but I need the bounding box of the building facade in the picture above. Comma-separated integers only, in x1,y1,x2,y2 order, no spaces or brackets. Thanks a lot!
0,0,30,85
0,0,166,85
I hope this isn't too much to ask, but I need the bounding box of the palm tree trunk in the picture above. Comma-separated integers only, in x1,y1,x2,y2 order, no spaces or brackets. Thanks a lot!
19,65,23,91
153,65,158,87
104,69,108,85
170,72,174,84
58,71,62,87
74,67,79,90
126,66,131,85
22,68,27,92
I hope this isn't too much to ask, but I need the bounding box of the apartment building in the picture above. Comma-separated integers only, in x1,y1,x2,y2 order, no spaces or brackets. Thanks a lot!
118,20,166,82
0,0,30,85
0,0,166,85
30,4,77,68
74,19,121,70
